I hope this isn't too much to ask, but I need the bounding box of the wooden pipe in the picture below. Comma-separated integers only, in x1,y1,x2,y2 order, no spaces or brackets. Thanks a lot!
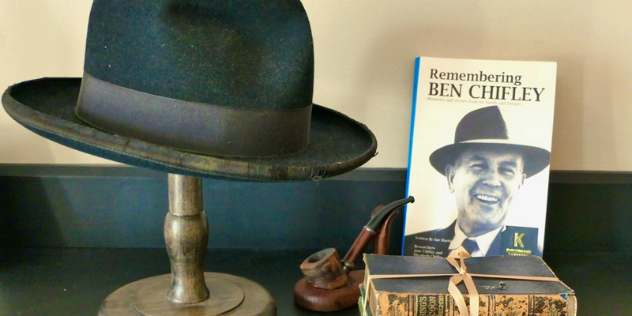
373,206,399,255
297,207,397,291
339,196,415,274
294,196,414,312
300,248,349,290
300,196,415,289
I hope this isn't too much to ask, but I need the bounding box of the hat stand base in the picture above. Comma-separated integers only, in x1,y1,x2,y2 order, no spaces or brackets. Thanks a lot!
97,174,276,316
98,273,275,316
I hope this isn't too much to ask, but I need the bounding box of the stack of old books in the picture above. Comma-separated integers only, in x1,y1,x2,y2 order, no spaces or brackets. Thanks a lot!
359,254,576,316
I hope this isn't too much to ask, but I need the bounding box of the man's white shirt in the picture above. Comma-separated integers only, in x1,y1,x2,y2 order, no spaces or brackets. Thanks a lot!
448,223,504,257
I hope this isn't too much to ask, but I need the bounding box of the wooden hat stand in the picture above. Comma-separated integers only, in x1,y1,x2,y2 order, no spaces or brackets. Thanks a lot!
98,174,275,316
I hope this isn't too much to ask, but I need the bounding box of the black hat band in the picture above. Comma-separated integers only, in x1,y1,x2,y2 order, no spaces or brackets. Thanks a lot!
75,72,312,158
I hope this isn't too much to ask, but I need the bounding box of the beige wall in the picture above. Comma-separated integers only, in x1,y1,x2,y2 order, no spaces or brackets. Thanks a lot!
1,0,631,170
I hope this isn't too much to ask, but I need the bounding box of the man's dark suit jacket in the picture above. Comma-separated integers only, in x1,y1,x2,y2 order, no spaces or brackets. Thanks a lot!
403,220,502,257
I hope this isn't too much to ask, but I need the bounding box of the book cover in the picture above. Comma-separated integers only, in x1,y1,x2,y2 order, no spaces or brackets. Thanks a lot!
359,283,374,316
402,56,557,258
362,254,576,316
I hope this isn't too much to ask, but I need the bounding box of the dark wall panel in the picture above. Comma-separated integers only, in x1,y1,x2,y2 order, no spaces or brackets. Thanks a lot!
0,167,407,252
2,166,632,253
545,183,632,252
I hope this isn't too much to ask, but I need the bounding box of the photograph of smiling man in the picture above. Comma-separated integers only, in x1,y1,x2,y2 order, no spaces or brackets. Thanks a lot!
402,57,556,258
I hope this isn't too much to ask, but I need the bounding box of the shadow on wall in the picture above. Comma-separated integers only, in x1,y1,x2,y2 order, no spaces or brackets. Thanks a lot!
0,123,59,163
0,172,408,252
0,177,68,249
0,175,169,249
1,0,89,164
305,0,617,170
202,177,407,251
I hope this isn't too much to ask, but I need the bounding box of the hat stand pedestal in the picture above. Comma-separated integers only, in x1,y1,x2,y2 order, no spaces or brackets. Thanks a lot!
98,174,276,316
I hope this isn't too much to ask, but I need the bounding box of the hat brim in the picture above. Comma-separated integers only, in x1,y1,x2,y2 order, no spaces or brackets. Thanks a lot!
429,142,551,178
2,78,377,181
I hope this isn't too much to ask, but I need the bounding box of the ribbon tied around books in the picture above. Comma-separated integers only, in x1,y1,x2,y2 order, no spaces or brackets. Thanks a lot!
363,247,560,316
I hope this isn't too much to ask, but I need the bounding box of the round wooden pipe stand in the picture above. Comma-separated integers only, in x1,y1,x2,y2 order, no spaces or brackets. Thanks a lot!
98,174,276,316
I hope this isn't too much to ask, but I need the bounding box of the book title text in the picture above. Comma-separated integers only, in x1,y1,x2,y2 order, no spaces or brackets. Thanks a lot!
428,69,545,102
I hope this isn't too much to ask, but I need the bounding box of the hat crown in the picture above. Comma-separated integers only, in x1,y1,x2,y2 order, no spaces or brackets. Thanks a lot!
454,106,509,143
84,0,313,110
2,0,378,180
429,105,551,178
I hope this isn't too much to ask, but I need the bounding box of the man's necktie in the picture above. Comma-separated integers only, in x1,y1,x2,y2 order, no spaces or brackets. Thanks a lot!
461,238,479,255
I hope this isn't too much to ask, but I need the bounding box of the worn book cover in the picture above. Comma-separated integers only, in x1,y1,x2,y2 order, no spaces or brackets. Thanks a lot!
359,283,374,316
402,56,557,258
362,254,576,316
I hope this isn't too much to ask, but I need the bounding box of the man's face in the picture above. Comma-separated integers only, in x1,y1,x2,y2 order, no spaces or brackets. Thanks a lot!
446,148,526,237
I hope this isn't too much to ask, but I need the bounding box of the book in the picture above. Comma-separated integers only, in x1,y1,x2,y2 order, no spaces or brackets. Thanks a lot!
402,56,557,258
359,283,373,316
362,254,577,316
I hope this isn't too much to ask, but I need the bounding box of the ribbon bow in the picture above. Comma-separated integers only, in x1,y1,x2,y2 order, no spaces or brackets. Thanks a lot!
446,247,478,316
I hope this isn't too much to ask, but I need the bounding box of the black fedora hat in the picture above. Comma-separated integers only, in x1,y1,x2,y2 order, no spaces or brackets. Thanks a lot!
2,0,377,181
429,106,550,178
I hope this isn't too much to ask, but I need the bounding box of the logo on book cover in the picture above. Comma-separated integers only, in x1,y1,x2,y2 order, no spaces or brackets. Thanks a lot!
501,226,540,256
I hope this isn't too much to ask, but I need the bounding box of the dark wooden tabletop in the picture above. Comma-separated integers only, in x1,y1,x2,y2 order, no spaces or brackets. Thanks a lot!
0,248,630,315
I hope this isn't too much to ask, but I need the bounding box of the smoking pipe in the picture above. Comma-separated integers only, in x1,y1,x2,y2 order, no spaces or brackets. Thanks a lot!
294,196,414,312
